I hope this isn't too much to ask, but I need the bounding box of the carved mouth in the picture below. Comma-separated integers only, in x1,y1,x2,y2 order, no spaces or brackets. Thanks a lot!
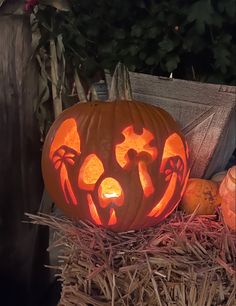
103,192,119,198
98,177,124,209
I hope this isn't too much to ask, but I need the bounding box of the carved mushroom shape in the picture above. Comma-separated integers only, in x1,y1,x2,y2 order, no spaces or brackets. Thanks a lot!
49,118,81,206
115,125,157,197
148,132,189,218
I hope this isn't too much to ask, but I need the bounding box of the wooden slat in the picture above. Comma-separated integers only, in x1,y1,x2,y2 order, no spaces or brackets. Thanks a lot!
106,72,236,178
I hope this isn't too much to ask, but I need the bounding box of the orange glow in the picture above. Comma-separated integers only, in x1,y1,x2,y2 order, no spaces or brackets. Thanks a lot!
160,133,187,180
98,177,124,208
138,161,154,197
115,125,157,168
108,208,117,225
148,172,177,217
49,118,81,159
185,141,190,159
87,194,102,225
51,147,77,205
180,170,190,198
60,164,77,205
52,149,76,169
78,154,104,190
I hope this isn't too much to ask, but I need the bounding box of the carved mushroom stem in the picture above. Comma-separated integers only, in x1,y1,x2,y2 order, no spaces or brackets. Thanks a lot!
148,172,178,218
109,62,133,101
60,164,77,206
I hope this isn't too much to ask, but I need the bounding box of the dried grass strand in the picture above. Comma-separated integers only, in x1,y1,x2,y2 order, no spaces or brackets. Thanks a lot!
26,212,236,306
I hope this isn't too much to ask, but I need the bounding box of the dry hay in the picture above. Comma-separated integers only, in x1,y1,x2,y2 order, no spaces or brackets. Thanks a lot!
27,211,236,306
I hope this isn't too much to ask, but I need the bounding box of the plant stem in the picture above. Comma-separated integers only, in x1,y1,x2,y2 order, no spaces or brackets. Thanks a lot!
50,38,62,118
109,62,133,101
74,69,87,102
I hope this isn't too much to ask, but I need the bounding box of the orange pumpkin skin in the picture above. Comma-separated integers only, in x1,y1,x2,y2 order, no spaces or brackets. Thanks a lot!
42,100,190,232
180,179,221,215
219,166,236,231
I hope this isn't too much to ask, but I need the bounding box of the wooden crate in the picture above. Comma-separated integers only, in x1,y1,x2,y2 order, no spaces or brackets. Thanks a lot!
104,73,236,179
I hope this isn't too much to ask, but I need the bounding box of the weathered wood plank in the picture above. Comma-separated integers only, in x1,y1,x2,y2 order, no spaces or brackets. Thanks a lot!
106,72,236,178
0,15,50,306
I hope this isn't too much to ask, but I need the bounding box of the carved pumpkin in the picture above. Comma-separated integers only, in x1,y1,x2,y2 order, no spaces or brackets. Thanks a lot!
42,64,190,231
219,166,236,231
180,178,221,215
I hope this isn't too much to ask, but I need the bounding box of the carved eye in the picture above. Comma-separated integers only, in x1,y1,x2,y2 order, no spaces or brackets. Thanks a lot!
78,154,104,191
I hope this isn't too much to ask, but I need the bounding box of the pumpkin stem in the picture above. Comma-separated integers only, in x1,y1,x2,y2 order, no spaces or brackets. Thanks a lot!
109,62,133,101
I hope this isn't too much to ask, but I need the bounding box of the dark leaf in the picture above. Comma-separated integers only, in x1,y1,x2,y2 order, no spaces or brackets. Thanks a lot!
213,47,231,74
165,54,180,72
131,25,142,37
145,57,155,66
187,0,214,33
159,38,175,53
147,27,160,39
40,0,70,11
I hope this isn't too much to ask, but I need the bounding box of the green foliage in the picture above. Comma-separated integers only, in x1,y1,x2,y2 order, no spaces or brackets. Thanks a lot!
33,0,236,84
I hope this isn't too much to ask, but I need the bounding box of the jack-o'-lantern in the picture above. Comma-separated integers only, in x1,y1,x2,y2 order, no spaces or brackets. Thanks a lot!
42,64,190,232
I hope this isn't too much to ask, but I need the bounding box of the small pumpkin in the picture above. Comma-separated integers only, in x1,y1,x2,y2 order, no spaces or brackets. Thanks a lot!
180,178,221,215
219,166,236,231
42,64,190,232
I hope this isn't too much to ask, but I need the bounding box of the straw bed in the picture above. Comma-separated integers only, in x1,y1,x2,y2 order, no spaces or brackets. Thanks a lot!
27,212,236,306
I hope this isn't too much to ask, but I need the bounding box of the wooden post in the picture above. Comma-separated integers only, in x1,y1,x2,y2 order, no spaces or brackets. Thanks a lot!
0,15,50,305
